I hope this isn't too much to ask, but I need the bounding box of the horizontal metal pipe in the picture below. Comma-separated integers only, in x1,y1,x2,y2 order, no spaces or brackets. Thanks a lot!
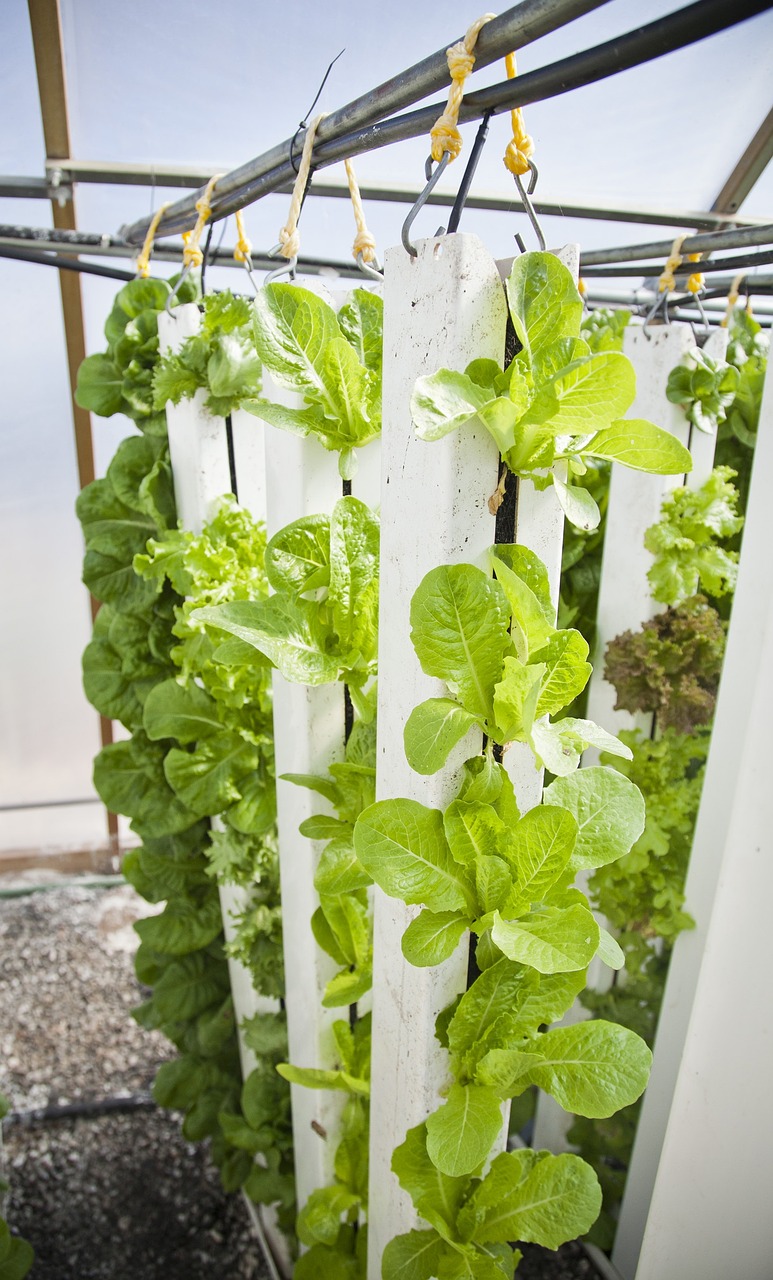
580,221,773,266
0,238,366,281
122,0,610,245
0,243,137,280
123,0,772,245
30,160,763,231
582,248,773,277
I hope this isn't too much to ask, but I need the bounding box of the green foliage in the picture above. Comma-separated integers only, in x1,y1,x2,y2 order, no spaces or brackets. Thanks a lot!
580,307,631,353
410,252,691,530
715,306,768,517
604,595,726,733
247,283,383,478
77,280,291,1223
354,553,651,1266
402,554,631,778
0,1218,34,1280
192,496,379,715
645,466,743,606
283,718,376,1008
153,290,262,416
76,273,199,432
590,729,707,942
665,346,739,435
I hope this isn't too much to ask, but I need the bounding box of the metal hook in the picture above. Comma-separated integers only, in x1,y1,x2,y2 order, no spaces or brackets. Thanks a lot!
642,289,670,340
693,290,711,337
512,159,546,252
165,261,193,315
401,151,452,258
264,243,297,285
356,251,384,282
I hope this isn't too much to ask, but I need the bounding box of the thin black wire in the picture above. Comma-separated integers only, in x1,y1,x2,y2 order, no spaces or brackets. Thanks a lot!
0,243,135,281
289,47,346,173
447,111,494,235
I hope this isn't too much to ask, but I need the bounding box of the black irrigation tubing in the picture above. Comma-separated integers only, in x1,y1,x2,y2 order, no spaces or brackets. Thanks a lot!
122,0,613,244
581,248,773,278
3,1093,156,1128
123,0,772,245
0,243,136,281
0,877,125,899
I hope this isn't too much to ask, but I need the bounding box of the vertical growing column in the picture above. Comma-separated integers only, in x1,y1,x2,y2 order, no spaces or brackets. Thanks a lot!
368,233,507,1272
158,306,271,1082
259,356,381,1214
585,324,726,738
615,354,773,1280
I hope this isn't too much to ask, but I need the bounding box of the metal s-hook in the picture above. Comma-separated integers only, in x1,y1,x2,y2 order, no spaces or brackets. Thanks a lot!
356,251,384,282
512,159,546,252
401,151,452,258
165,261,193,315
642,288,670,340
264,242,298,285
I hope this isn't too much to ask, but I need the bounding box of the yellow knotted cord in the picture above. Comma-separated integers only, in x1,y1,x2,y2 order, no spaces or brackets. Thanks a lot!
182,173,224,269
135,202,171,278
430,13,496,163
578,277,587,296
502,51,535,177
685,251,704,295
658,234,687,293
344,158,377,265
233,209,253,266
721,270,747,327
277,112,328,260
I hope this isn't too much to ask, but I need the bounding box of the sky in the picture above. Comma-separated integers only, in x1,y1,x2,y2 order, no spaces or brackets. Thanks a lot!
0,0,771,848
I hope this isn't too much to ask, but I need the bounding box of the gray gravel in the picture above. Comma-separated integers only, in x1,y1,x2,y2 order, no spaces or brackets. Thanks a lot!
0,882,271,1279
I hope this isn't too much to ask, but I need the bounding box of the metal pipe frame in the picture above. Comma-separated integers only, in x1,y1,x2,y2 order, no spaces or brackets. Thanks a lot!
122,0,773,246
580,221,773,267
582,247,773,277
3,164,765,234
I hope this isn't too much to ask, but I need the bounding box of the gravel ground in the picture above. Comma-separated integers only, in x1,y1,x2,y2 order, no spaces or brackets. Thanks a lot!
0,882,271,1280
0,880,605,1280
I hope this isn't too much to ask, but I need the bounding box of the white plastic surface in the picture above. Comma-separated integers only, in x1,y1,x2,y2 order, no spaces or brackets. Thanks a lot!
615,353,773,1280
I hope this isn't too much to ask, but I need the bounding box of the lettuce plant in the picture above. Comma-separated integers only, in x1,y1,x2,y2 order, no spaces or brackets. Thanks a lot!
666,347,739,435
75,273,199,433
604,595,726,734
351,555,652,1274
645,466,743,606
246,284,382,479
410,252,691,530
152,289,262,417
193,495,379,721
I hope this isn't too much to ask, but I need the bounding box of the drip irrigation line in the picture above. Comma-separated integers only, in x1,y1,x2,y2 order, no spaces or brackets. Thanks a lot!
3,1093,156,1127
123,0,771,246
580,220,773,267
580,248,773,277
0,243,135,280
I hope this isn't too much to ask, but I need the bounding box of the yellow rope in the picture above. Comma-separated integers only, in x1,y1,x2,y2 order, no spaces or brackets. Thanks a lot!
277,113,328,260
344,158,377,265
233,209,252,265
502,51,534,177
721,270,747,327
685,251,704,295
182,173,224,269
430,13,496,164
658,234,687,294
135,202,171,278
578,276,587,296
